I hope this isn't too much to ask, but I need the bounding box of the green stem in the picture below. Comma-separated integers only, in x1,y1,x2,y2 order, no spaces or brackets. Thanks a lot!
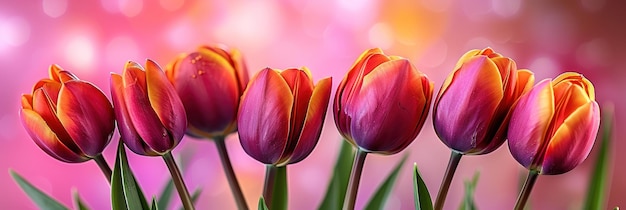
343,149,367,210
214,137,248,210
514,170,539,210
93,154,112,184
263,165,277,208
434,151,463,210
163,152,195,210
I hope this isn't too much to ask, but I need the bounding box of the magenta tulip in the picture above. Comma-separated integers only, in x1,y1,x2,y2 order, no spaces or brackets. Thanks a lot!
238,67,331,166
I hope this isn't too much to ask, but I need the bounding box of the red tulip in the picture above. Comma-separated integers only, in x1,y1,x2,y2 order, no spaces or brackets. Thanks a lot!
508,72,600,175
111,60,187,156
433,48,534,155
237,68,331,166
334,48,433,155
166,45,249,139
20,65,115,163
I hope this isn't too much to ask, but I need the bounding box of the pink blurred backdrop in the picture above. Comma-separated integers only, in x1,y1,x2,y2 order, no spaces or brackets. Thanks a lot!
1,0,624,209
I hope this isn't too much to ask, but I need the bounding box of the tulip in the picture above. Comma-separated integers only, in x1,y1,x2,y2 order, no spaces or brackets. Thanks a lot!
238,67,331,166
333,48,433,210
20,65,115,181
237,67,331,209
166,45,249,138
432,48,534,210
334,48,434,155
110,60,187,156
111,60,194,209
508,72,600,210
165,45,250,209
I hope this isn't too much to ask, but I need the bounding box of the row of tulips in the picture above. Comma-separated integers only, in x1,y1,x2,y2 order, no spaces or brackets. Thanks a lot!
19,45,599,210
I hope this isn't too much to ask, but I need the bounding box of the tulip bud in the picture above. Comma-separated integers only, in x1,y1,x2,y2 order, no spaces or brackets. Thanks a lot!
433,48,534,155
20,65,115,163
238,68,331,166
334,48,433,155
111,60,187,156
508,72,600,175
166,45,249,139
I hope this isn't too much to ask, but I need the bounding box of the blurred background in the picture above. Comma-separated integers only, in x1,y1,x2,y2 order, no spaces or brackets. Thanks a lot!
1,0,624,209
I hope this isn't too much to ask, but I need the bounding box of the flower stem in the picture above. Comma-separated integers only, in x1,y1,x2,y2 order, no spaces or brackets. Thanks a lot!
163,152,195,210
214,137,248,210
93,154,112,184
263,165,277,208
343,149,367,210
434,151,463,210
514,170,539,210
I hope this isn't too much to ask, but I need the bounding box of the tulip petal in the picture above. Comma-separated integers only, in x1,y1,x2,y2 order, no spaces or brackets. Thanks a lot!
238,69,292,164
21,94,33,110
228,48,250,92
57,81,114,157
111,74,157,156
287,77,332,164
145,59,187,144
514,69,535,97
122,65,173,154
433,56,503,153
548,82,592,138
20,109,88,163
279,69,314,159
168,52,239,137
507,80,554,169
31,88,80,154
350,59,425,154
541,101,600,174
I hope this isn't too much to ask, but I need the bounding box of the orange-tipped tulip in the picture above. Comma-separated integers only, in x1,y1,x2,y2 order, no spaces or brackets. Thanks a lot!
166,45,249,139
111,60,187,156
237,68,331,166
20,65,115,163
508,72,600,175
334,48,433,155
433,48,534,155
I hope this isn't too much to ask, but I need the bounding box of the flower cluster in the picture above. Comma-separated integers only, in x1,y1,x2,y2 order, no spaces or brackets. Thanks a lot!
17,45,601,210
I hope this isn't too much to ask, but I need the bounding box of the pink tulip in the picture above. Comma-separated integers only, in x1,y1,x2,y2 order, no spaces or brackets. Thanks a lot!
508,72,600,175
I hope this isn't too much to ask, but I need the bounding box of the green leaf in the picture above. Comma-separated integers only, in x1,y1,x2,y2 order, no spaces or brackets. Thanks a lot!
318,140,356,210
458,172,479,210
156,180,174,209
111,142,150,210
151,197,159,210
258,197,269,210
413,163,433,210
584,105,614,210
73,189,90,210
9,169,69,210
364,154,408,210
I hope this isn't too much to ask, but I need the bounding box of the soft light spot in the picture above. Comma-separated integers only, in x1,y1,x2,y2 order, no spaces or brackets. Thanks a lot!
160,0,184,11
420,0,452,12
64,35,96,70
491,0,521,18
464,37,494,50
42,0,68,18
166,18,195,50
368,22,393,50
214,1,282,50
418,39,448,68
105,36,140,68
528,57,559,79
460,0,492,21
100,0,119,13
575,39,609,68
118,0,143,17
0,16,30,52
580,0,605,13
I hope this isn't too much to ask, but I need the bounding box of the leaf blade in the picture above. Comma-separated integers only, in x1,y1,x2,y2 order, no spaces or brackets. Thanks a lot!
111,142,150,210
318,140,356,210
583,104,614,210
364,154,408,210
9,170,69,210
413,163,433,210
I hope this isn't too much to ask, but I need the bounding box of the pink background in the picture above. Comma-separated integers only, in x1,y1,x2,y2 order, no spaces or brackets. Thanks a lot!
2,0,624,209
